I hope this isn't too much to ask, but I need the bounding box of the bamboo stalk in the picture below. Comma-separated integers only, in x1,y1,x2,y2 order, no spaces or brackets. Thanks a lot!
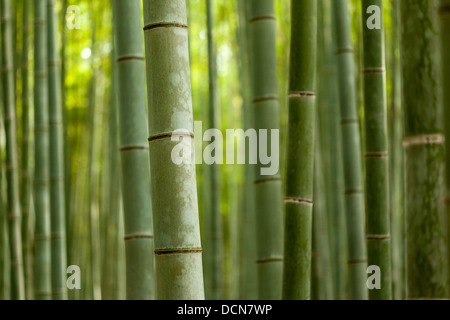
20,0,33,301
389,0,405,300
236,0,257,300
0,99,11,300
332,0,368,300
439,0,450,294
142,0,205,300
282,0,317,300
323,0,347,300
248,0,284,300
47,0,67,300
33,0,51,300
400,0,449,299
113,0,154,300
1,0,25,300
203,0,223,300
361,0,392,300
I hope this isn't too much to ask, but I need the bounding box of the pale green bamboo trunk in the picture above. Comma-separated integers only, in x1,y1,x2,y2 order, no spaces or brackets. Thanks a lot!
47,0,67,300
61,0,71,224
237,0,257,300
114,0,154,300
142,0,204,300
203,0,223,300
248,0,284,300
389,0,405,300
20,0,34,301
0,97,11,300
1,0,25,300
400,0,449,299
311,120,333,300
323,0,347,300
439,0,450,293
361,0,391,300
282,0,317,300
332,0,368,300
33,0,51,300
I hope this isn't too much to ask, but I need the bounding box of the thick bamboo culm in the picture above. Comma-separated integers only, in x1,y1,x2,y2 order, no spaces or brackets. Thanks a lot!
47,0,67,300
142,0,205,300
361,0,392,300
1,0,25,300
20,0,34,301
248,0,284,300
332,0,368,300
203,0,223,301
33,0,52,300
439,0,450,293
113,0,154,300
401,0,449,299
282,0,317,300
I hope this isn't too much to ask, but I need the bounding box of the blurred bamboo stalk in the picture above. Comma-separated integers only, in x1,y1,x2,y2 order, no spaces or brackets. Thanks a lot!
439,0,450,294
248,0,284,300
47,0,68,300
143,0,205,299
332,0,368,300
400,0,449,299
282,0,317,300
203,0,223,300
33,0,51,300
114,0,154,300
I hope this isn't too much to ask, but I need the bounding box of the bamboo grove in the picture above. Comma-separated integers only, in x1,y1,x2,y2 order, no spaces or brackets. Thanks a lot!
0,0,450,301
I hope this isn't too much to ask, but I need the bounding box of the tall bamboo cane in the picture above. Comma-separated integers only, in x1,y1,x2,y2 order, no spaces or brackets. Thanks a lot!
33,0,51,300
203,0,223,300
114,0,154,300
400,0,449,299
20,0,34,301
282,0,317,300
361,0,392,300
332,0,368,300
47,0,67,300
236,0,257,300
323,0,347,300
439,0,450,293
248,0,284,300
142,0,204,300
389,0,405,300
0,88,11,300
1,0,25,300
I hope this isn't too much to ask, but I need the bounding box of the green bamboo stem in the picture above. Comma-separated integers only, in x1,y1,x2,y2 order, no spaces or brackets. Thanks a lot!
102,25,122,300
400,0,449,299
47,0,67,300
282,0,317,300
0,103,11,300
323,0,347,300
248,0,284,300
86,6,103,299
236,0,257,300
203,0,223,300
61,0,71,233
361,0,392,300
1,0,25,300
332,0,368,300
311,122,334,300
33,0,51,300
389,0,405,300
113,0,154,300
439,0,450,293
142,0,205,300
20,0,33,301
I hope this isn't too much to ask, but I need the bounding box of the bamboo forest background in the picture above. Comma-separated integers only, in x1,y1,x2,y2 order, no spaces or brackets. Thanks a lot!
0,0,447,300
